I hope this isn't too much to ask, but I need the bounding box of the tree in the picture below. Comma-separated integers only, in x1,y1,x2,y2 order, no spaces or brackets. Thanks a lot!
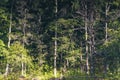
0,0,120,79
54,0,58,77
8,41,31,76
0,40,9,74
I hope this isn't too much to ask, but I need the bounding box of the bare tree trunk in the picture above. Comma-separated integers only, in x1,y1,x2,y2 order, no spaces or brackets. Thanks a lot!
84,4,89,74
21,62,24,75
4,64,9,76
88,1,95,77
54,36,57,78
89,23,95,77
104,3,110,77
105,4,110,42
90,13,95,76
80,53,83,73
5,0,13,76
54,0,58,78
21,8,27,76
8,12,12,48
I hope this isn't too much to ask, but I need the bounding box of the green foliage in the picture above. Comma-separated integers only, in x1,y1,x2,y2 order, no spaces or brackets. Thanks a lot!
64,69,87,80
9,41,27,63
0,0,120,79
0,75,4,80
0,40,5,46
0,40,8,59
6,41,32,75
72,0,80,11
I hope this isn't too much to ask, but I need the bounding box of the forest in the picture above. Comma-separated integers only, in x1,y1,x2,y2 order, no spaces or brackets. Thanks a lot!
0,0,120,80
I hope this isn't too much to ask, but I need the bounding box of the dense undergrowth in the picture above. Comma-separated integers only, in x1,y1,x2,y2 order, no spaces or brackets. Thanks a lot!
0,68,119,80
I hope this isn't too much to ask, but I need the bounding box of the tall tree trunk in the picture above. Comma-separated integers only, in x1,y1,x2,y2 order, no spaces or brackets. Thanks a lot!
89,21,95,77
84,4,89,75
88,1,95,77
5,0,14,76
54,0,58,78
4,64,9,76
21,62,24,75
80,48,83,73
85,24,89,75
21,8,27,76
105,4,110,42
8,11,12,48
104,3,110,77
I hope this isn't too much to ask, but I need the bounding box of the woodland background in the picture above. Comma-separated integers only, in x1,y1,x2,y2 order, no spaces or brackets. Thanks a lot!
0,0,120,80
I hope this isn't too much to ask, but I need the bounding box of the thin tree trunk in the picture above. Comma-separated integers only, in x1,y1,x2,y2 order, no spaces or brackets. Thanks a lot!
60,53,63,79
21,8,27,76
8,12,12,48
85,17,89,74
88,1,95,77
89,24,95,77
84,4,89,74
54,37,57,78
104,3,110,77
105,4,110,42
80,53,83,73
4,64,9,76
54,0,58,78
5,0,13,76
21,62,24,75
89,11,95,76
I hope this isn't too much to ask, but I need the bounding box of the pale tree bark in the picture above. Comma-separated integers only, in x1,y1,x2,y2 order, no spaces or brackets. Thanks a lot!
77,0,90,74
4,64,9,76
5,0,14,76
85,21,89,74
104,3,110,77
54,0,58,78
80,42,83,73
84,4,89,75
21,62,24,76
22,8,27,76
105,3,110,42
8,9,12,48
